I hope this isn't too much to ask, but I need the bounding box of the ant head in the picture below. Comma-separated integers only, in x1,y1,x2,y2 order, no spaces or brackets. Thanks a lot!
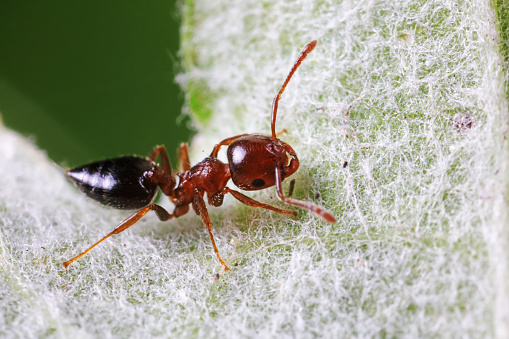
225,41,336,223
227,135,299,191
227,41,317,192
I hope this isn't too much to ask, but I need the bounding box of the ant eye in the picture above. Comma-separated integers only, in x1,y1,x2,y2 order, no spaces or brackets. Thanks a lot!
252,179,265,187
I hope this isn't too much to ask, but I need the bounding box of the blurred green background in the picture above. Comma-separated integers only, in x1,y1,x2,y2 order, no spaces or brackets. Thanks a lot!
0,1,191,167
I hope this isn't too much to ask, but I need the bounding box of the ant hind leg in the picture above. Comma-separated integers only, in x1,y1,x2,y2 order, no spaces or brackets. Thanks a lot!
148,145,173,176
63,204,174,268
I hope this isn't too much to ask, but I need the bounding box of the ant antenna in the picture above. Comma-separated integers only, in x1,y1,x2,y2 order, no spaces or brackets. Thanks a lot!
271,40,317,139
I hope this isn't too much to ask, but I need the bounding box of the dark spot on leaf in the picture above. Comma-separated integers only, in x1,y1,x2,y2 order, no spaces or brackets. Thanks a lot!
452,113,475,133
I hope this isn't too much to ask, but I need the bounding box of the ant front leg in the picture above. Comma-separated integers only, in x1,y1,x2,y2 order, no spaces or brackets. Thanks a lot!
209,130,288,158
275,167,337,223
210,187,297,218
63,204,174,268
192,189,230,272
209,134,248,158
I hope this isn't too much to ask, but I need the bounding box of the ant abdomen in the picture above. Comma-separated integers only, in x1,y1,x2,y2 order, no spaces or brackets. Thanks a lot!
67,156,159,210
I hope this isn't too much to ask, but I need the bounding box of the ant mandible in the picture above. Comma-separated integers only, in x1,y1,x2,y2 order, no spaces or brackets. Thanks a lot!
63,40,336,272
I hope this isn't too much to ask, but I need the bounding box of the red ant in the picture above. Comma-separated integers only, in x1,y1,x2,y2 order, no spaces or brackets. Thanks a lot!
63,40,336,272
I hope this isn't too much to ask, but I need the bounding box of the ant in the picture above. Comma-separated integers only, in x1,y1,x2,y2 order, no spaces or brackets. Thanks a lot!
63,40,336,272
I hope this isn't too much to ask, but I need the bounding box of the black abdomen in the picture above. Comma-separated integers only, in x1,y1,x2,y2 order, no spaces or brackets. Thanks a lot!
67,156,159,210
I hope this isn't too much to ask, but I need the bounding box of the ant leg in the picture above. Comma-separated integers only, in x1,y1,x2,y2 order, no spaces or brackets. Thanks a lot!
178,143,191,171
146,146,176,196
63,204,174,268
211,130,286,160
148,145,176,195
222,187,297,218
145,168,176,197
209,134,248,158
149,145,173,176
275,167,337,223
192,190,230,272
